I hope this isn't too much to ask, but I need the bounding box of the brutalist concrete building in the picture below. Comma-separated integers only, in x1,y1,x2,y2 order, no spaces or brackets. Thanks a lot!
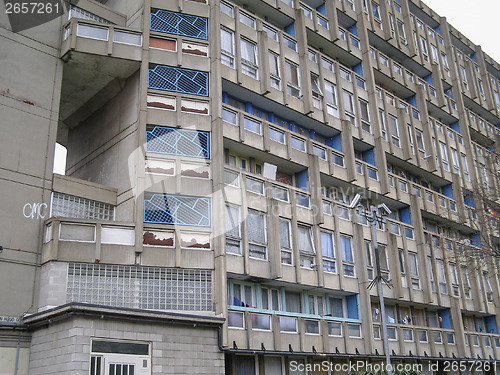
2,0,500,373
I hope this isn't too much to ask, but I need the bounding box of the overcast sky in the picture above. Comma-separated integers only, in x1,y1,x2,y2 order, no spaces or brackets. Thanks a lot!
422,0,500,62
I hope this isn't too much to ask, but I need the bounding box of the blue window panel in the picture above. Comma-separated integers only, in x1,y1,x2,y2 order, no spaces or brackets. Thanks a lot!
346,295,359,320
442,184,453,199
423,74,433,85
296,170,308,191
438,309,452,329
486,316,498,334
144,194,210,226
399,207,411,225
146,126,209,158
364,149,375,166
150,9,207,40
148,65,208,96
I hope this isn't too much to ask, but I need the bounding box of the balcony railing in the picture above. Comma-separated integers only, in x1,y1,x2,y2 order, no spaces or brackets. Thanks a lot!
62,19,142,59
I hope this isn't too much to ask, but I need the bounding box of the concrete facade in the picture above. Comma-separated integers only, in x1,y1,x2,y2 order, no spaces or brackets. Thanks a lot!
2,0,500,374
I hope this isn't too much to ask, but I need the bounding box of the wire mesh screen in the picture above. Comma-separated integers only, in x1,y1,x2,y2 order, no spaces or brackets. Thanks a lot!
144,194,210,226
148,65,209,96
146,126,209,158
150,9,208,40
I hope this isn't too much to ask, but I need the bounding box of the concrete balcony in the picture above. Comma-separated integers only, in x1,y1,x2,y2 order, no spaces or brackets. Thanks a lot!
58,19,142,131
227,308,363,355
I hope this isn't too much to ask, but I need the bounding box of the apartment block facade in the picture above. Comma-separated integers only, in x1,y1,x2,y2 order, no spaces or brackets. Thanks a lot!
2,0,500,374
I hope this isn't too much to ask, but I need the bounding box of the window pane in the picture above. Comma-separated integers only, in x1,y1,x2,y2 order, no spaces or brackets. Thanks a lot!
298,226,314,253
321,231,334,258
248,210,266,244
279,219,291,249
285,292,301,313
341,236,353,261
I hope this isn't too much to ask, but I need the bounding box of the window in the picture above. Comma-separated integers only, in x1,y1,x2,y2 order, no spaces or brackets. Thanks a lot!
372,1,381,20
345,0,355,10
321,231,336,273
332,152,345,167
307,49,317,62
377,245,389,279
308,295,324,316
483,273,493,302
291,136,306,152
420,36,428,60
365,241,374,280
220,1,234,16
280,219,293,265
285,291,302,313
341,235,355,277
269,127,285,144
388,115,400,147
436,260,447,294
239,11,255,29
90,340,150,375
441,52,449,69
224,169,239,186
221,28,235,67
285,61,300,98
448,263,459,296
269,52,281,89
298,226,315,268
408,253,420,290
343,90,355,125
247,210,267,259
324,81,339,117
359,99,370,132
396,19,406,43
272,185,289,202
243,117,261,135
246,176,264,194
226,205,241,254
439,142,449,171
321,57,334,71
261,287,280,311
241,39,258,78
461,267,471,298
416,129,425,152
311,74,323,109
284,35,296,51
451,148,460,175
222,107,237,125
398,250,408,287
340,68,351,81
427,257,435,292
263,24,278,40
379,110,387,140
431,44,439,63
460,66,468,87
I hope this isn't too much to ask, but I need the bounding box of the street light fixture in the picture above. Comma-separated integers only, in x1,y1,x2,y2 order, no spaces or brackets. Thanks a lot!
351,194,393,375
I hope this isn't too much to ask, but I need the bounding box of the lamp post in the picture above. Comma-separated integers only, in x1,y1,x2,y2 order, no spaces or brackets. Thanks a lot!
353,196,392,375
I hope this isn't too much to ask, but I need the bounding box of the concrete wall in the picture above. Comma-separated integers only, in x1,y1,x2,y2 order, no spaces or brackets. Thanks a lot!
0,347,30,375
0,2,64,318
66,71,141,221
37,262,68,312
28,316,224,374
